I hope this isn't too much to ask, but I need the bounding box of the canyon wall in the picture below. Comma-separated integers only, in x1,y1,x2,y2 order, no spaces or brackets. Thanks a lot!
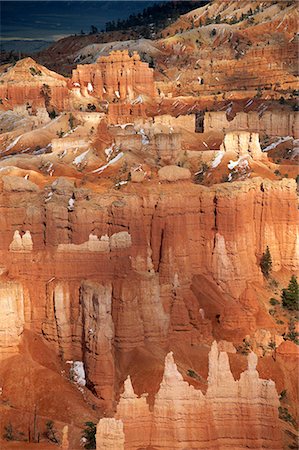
0,177,297,377
97,342,282,449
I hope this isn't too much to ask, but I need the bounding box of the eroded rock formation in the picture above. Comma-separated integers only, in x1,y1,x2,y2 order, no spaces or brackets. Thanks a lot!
97,342,282,449
72,50,155,102
0,57,69,111
220,131,265,160
204,111,299,139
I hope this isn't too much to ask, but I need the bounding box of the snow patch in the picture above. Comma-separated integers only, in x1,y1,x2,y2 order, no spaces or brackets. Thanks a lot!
115,180,128,188
92,152,124,174
87,82,93,93
262,136,293,152
73,150,89,166
68,198,75,210
71,361,86,387
228,156,250,171
211,151,224,168
4,135,22,153
138,128,150,145
228,158,241,170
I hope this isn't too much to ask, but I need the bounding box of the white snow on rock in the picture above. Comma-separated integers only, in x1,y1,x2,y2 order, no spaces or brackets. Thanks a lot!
228,158,241,170
228,156,250,171
115,90,120,99
138,128,150,145
104,145,114,161
92,152,124,174
4,135,22,153
115,180,128,187
87,82,93,93
131,95,143,105
211,151,224,168
262,136,293,152
68,198,75,209
72,361,86,387
73,150,89,166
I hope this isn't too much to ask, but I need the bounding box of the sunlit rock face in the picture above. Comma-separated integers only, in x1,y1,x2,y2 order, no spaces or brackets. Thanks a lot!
72,50,155,102
97,342,282,449
0,57,70,110
0,282,25,358
0,1,298,445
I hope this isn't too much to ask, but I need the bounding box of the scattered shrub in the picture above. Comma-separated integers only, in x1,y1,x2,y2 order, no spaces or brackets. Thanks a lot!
270,298,279,306
236,339,251,355
255,86,262,98
48,110,57,120
87,103,96,111
45,420,59,444
284,318,299,345
278,406,296,427
29,66,42,76
268,339,276,350
187,369,200,380
3,423,14,441
279,389,287,400
56,130,64,138
193,163,208,184
68,113,75,129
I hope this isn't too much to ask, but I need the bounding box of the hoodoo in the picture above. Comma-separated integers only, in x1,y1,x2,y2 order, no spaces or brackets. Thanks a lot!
0,1,298,449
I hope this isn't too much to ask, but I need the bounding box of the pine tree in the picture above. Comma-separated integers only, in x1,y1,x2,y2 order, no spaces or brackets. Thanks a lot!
281,275,299,311
82,422,96,449
260,246,272,277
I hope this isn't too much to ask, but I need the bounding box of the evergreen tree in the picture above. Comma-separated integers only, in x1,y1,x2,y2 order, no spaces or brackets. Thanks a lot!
281,275,299,311
260,246,272,277
82,422,96,449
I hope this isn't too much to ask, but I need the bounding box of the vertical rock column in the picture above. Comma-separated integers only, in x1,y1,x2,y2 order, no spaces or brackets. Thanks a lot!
96,418,125,450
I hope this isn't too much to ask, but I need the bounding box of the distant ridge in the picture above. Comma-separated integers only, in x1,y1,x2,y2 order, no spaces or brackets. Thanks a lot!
0,39,53,54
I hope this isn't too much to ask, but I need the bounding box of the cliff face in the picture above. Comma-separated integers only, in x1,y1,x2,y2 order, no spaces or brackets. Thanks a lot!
204,111,299,139
97,342,282,449
0,178,297,389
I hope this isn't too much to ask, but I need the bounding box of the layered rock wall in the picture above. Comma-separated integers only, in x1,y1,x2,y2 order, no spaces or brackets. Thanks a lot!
204,111,299,138
0,177,297,400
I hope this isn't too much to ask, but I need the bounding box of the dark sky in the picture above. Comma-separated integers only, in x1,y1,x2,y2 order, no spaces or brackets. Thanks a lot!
1,1,162,41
